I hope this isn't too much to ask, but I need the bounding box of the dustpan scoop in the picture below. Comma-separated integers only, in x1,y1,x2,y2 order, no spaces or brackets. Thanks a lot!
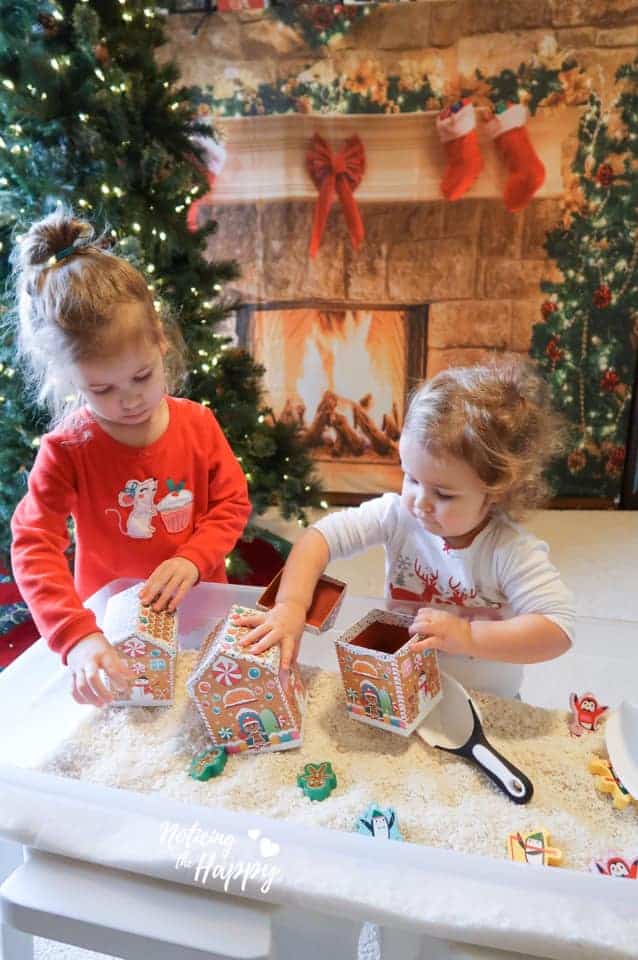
605,700,638,799
416,672,534,804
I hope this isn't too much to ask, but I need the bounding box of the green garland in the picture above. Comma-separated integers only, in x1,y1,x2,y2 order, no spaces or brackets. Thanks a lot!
205,56,584,118
271,2,369,49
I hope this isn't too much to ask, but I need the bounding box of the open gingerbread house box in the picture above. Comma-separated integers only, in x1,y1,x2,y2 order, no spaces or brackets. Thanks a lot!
256,570,347,633
102,583,178,706
187,604,307,755
335,609,442,737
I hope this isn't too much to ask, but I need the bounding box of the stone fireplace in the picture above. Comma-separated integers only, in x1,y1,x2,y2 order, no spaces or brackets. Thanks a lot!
195,111,577,497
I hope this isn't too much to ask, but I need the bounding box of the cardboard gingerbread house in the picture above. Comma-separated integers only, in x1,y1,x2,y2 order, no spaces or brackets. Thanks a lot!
187,604,306,755
256,571,346,633
335,609,441,736
102,583,178,706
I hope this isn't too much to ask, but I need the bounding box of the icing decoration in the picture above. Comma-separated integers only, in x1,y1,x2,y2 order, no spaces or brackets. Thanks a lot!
355,804,403,841
212,655,242,687
506,829,562,867
297,761,337,801
568,692,608,737
591,853,638,879
589,756,637,811
122,637,146,658
188,746,228,781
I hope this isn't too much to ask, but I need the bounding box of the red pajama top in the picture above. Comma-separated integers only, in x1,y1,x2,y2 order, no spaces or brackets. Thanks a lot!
11,397,251,663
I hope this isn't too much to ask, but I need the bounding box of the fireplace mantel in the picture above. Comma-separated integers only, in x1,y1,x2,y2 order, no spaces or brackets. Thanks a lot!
212,108,582,205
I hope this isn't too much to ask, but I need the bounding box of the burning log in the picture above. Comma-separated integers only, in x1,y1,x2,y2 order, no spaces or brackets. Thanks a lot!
302,389,399,459
331,411,366,457
353,402,397,456
304,391,337,447
281,398,306,429
382,402,401,441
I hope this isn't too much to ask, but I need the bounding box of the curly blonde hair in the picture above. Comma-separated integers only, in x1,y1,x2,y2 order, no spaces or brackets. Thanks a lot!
403,358,566,518
9,206,186,425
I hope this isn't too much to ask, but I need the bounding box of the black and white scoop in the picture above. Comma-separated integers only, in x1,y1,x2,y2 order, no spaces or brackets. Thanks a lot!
416,671,534,804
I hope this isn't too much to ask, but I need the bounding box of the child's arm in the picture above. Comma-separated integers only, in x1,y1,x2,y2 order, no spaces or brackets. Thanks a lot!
237,528,330,672
409,609,571,662
410,533,574,664
11,435,110,661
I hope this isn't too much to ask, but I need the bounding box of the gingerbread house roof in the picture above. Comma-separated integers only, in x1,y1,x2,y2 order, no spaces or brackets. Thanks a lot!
102,583,178,657
187,603,280,695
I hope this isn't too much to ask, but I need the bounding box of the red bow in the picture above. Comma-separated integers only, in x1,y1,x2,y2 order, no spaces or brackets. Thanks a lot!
306,133,366,258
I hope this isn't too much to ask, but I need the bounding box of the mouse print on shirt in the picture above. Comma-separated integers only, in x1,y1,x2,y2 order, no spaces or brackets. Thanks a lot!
104,477,194,539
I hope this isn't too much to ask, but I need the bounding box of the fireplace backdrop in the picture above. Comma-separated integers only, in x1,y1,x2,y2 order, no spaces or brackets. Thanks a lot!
163,4,638,505
237,302,427,495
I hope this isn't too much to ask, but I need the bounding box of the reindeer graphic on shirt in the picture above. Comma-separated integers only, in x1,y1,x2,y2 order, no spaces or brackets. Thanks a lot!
390,559,443,604
390,556,502,613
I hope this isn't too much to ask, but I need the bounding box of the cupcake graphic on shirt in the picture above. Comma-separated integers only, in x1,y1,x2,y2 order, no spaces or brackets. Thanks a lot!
157,479,194,533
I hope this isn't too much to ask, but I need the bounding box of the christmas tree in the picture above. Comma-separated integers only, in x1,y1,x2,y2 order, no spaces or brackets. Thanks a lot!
0,0,323,571
530,56,638,500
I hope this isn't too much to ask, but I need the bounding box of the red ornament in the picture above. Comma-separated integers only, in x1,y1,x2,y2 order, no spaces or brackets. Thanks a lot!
593,285,612,309
546,338,563,363
567,449,586,474
601,369,620,392
94,43,110,66
604,446,625,477
310,6,337,29
541,300,558,319
595,163,614,187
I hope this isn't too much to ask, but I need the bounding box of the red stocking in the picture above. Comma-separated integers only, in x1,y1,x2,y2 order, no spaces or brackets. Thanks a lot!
436,100,484,202
487,104,545,212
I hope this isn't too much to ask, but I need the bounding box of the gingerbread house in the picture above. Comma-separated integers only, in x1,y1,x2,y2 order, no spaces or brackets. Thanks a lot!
187,603,306,755
102,583,178,705
256,571,346,633
335,609,441,736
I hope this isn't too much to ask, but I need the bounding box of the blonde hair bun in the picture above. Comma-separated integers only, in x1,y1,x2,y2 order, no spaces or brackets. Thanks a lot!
9,205,186,424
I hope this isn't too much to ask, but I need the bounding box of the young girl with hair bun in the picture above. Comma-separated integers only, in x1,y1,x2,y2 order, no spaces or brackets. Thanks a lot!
10,208,251,707
237,358,575,699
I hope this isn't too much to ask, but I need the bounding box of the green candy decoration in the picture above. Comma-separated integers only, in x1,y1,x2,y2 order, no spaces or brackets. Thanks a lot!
297,761,337,801
189,746,227,781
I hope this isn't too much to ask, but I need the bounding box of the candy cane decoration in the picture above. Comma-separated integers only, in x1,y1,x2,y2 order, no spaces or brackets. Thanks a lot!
212,655,242,688
122,637,146,658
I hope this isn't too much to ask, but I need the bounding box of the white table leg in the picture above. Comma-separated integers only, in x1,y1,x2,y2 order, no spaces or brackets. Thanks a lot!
0,919,34,960
271,906,361,960
0,842,23,885
371,929,544,960
0,842,33,960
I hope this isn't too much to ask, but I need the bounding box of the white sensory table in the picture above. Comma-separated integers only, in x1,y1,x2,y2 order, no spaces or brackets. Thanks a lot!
0,579,636,960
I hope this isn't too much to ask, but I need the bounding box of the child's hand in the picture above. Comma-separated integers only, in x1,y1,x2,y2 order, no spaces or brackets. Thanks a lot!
408,608,474,658
235,600,307,676
67,632,134,707
139,557,199,612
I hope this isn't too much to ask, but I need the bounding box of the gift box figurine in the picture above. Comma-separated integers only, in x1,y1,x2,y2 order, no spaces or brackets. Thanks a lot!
102,583,178,705
257,571,346,634
335,609,441,736
187,604,306,755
